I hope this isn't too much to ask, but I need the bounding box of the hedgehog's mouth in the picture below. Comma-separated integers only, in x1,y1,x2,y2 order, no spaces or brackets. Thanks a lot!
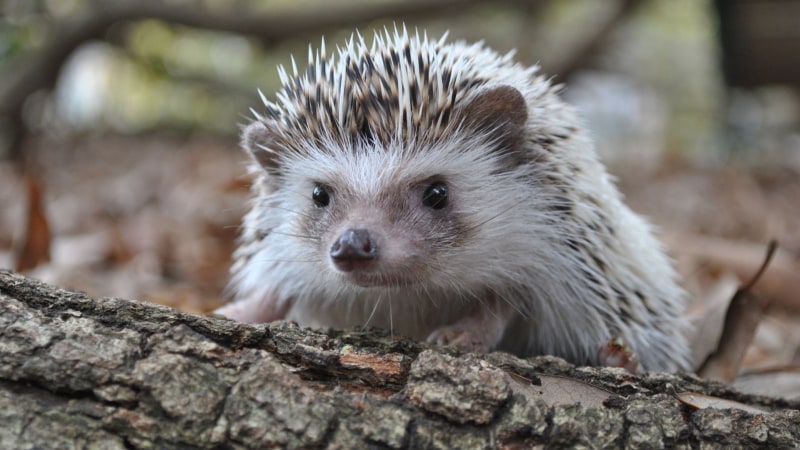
340,270,420,288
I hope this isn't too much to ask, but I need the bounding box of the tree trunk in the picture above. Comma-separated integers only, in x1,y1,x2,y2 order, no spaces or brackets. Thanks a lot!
1,269,798,449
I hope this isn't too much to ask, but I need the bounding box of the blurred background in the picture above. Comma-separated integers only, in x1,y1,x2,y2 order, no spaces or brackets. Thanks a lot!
0,0,798,394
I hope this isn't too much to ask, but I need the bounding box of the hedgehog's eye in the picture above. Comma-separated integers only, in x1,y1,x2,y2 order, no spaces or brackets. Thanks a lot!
312,184,330,207
422,182,448,210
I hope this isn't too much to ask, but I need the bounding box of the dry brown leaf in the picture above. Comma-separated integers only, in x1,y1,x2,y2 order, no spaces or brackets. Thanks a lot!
686,273,740,371
745,311,800,369
698,242,776,382
665,232,800,311
733,367,800,401
223,174,254,193
106,225,135,265
675,392,769,415
506,372,613,408
15,175,51,272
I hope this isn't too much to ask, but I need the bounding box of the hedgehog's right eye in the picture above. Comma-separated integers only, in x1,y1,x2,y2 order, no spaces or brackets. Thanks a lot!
312,184,330,207
422,181,448,210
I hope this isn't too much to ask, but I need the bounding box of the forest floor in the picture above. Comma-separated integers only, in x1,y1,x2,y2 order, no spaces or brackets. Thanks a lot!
1,135,798,399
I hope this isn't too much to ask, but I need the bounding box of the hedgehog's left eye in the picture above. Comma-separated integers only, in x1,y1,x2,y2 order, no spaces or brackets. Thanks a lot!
422,182,448,210
312,184,330,207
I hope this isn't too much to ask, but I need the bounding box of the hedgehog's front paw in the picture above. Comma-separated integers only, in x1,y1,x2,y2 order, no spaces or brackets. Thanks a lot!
426,326,489,353
426,297,513,353
597,337,640,373
212,295,290,324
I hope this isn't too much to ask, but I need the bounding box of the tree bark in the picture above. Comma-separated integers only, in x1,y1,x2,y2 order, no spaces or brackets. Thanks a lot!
1,269,798,449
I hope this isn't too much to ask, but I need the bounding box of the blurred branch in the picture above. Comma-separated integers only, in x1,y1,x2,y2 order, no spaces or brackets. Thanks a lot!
551,0,644,82
0,0,636,158
0,0,498,158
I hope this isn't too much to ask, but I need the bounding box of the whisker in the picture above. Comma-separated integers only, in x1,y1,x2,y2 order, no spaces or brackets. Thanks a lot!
365,293,383,327
497,292,527,318
265,204,316,220
247,257,319,264
268,230,320,241
389,295,394,341
459,197,529,235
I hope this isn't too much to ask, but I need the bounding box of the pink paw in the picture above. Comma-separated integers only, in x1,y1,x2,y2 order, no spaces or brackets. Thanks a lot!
427,327,489,353
597,337,640,373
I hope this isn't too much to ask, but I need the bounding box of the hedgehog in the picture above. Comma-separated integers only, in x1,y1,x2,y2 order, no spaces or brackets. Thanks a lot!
214,27,692,372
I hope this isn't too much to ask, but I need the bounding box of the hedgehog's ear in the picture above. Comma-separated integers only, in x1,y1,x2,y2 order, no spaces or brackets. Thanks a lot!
242,120,281,170
460,85,528,162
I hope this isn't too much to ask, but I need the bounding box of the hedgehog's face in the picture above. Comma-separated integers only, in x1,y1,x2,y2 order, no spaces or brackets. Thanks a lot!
296,167,458,288
244,85,533,289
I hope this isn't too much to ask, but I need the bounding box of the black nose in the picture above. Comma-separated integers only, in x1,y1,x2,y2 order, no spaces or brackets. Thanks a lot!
330,228,376,271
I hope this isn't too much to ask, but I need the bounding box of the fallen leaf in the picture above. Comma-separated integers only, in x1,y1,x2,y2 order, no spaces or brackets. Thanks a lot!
15,175,51,272
733,367,800,401
687,273,740,371
665,232,800,311
676,391,769,415
506,372,613,408
698,241,777,382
